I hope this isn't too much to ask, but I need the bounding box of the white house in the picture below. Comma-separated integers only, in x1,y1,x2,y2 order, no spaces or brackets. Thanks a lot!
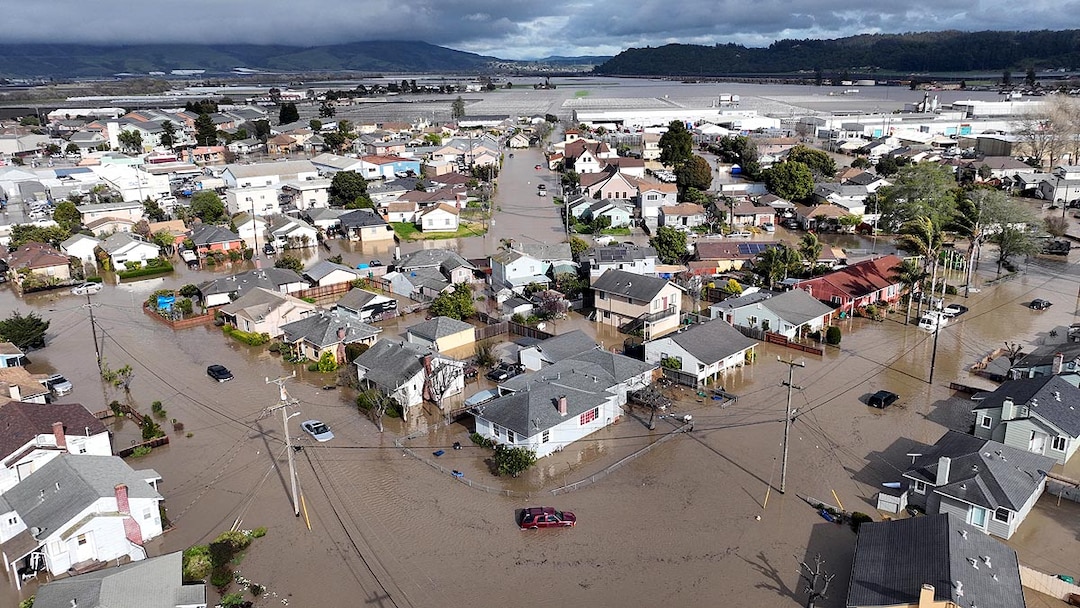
221,160,318,189
280,179,332,211
269,216,318,249
232,213,268,248
226,185,281,217
353,339,465,417
59,234,101,267
708,289,835,339
302,260,364,287
98,233,161,269
0,402,112,495
0,455,163,588
75,201,144,225
417,203,459,232
644,318,757,386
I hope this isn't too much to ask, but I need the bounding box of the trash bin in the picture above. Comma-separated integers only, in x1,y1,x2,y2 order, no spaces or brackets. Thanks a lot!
1058,574,1076,585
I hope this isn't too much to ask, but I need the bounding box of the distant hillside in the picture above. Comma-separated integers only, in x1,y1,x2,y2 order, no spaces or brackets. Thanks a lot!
0,40,501,78
595,30,1080,76
537,55,613,65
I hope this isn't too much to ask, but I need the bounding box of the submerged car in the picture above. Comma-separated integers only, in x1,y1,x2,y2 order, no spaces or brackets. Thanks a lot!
71,282,102,296
519,506,576,529
486,363,523,382
206,364,234,382
942,304,969,318
867,390,899,409
42,373,73,397
301,419,334,442
1030,299,1053,310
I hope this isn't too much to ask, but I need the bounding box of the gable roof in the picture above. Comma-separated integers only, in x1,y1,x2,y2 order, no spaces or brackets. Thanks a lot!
797,255,903,299
406,316,474,342
224,160,316,178
974,375,1080,436
353,338,434,389
760,289,836,326
7,242,68,270
217,286,315,323
197,268,305,298
848,514,1024,608
99,232,157,255
335,288,393,313
397,249,473,272
302,260,363,283
477,378,612,437
592,269,677,303
580,243,658,265
0,401,107,460
339,209,390,229
528,330,599,362
666,319,757,364
1,454,161,540
279,309,380,348
188,223,241,246
904,431,1054,511
34,551,204,608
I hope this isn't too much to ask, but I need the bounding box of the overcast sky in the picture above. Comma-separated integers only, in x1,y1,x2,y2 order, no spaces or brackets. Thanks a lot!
4,1,1070,60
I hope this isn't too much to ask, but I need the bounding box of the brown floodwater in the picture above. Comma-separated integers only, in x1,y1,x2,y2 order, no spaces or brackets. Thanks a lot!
4,168,1080,607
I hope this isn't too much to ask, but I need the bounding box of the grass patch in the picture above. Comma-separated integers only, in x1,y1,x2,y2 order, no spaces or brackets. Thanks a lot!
574,90,590,98
393,221,487,241
599,226,632,236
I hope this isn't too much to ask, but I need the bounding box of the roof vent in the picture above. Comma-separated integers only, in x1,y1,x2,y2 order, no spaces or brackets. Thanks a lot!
954,581,964,596
968,557,979,569
1055,391,1062,401
982,555,992,568
959,529,968,538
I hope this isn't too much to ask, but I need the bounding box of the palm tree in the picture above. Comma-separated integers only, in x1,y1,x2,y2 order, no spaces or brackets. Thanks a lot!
891,258,927,324
798,233,823,269
755,244,801,288
897,216,945,318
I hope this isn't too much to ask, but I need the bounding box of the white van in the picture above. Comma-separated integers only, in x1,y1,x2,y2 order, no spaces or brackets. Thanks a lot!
918,311,948,332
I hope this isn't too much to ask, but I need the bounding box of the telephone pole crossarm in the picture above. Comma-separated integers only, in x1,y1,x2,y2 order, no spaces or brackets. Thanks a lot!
265,373,301,516
779,356,805,494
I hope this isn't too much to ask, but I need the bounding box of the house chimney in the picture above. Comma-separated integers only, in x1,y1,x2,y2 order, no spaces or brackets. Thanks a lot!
8,383,21,401
337,327,347,341
52,422,67,451
115,484,144,545
557,395,567,416
936,456,951,486
917,584,936,608
1002,397,1014,421
1054,352,1065,375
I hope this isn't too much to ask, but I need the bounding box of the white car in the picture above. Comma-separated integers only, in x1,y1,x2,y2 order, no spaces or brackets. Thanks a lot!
301,420,334,442
71,282,103,296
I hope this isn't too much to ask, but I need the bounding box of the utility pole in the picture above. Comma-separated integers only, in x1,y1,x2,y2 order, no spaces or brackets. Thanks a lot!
84,292,102,373
264,373,301,517
797,554,835,608
779,356,805,494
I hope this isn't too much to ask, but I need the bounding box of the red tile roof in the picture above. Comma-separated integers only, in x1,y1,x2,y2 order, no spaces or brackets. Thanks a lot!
7,242,69,270
803,255,903,298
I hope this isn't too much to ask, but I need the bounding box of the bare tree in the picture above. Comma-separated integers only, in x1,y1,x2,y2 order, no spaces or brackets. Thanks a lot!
424,356,464,421
1047,95,1080,166
356,389,398,433
1012,110,1065,170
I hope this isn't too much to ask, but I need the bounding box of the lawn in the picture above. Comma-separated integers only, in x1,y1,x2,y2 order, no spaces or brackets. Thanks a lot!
392,222,487,241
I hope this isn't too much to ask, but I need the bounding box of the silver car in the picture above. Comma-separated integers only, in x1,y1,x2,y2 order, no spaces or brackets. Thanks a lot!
71,282,102,296
301,420,334,442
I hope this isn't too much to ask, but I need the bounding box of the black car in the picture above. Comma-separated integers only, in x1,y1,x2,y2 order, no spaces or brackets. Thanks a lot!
868,390,899,409
263,243,276,255
486,363,523,382
1030,298,1053,310
207,364,234,382
369,259,383,267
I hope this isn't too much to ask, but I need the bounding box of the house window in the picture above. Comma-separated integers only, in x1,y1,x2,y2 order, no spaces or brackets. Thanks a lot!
994,507,1011,523
980,416,993,429
598,292,607,300
143,508,153,520
579,407,599,425
506,430,515,443
1053,436,1068,451
831,296,842,305
969,506,988,528
7,516,16,525
542,430,550,443
912,480,926,494
493,425,503,439
603,311,610,319
77,534,88,546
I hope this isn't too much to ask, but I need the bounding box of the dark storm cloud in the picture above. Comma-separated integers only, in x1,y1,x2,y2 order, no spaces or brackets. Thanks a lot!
2,0,1074,59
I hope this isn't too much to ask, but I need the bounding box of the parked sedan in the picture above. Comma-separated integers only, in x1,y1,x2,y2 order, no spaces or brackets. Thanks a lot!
519,506,576,529
1030,299,1053,310
867,390,899,409
486,363,523,382
942,304,969,318
71,282,102,296
206,364,234,382
301,419,334,442
42,373,73,397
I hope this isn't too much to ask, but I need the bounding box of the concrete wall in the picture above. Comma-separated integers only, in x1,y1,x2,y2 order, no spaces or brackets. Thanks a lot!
1020,565,1080,601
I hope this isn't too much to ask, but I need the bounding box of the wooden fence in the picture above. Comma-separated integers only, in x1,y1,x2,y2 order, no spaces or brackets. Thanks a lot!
733,324,824,356
141,303,215,330
475,321,509,341
293,281,351,305
116,435,170,457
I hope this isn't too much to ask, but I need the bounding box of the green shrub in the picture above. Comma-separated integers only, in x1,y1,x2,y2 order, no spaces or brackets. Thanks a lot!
221,325,270,346
825,325,842,345
183,545,212,581
268,342,281,354
220,593,245,608
316,351,338,372
494,445,537,477
19,597,34,608
118,258,174,280
344,343,369,362
131,445,152,458
306,362,319,372
470,432,494,448
250,526,267,538
213,530,253,552
944,284,958,295
249,584,265,596
210,565,233,590
850,511,873,532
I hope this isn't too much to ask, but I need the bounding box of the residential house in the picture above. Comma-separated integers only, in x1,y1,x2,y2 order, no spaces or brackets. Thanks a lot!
279,309,381,365
227,137,264,156
490,243,573,293
693,240,783,274
6,242,71,288
0,454,163,587
217,287,316,339
417,203,459,232
84,216,136,237
396,187,467,212
591,269,684,340
302,260,364,288
59,234,101,267
795,255,905,316
338,209,395,242
507,132,530,149
0,401,111,494
98,233,160,269
187,223,244,255
636,179,680,223
474,348,654,458
384,268,455,301
658,203,708,230
397,250,476,285
641,132,661,160
225,185,281,217
579,244,659,285
32,551,206,608
604,157,646,178
359,155,421,181
196,268,308,308
582,199,633,228
846,514,1025,608
901,431,1053,540
580,169,638,200
518,330,600,371
269,216,318,250
812,182,870,217
562,140,613,174
189,146,226,165
729,201,775,227
310,153,365,175
354,339,465,414
793,203,849,231
75,201,143,225
405,317,475,353
386,201,419,223
334,288,397,322
709,289,835,339
0,344,25,369
221,160,318,189
842,170,891,193
972,375,1080,465
1038,165,1080,204
367,179,412,206
304,208,348,234
1008,341,1080,380
232,213,268,249
644,319,756,386
146,220,188,249
280,179,332,211
0,368,52,404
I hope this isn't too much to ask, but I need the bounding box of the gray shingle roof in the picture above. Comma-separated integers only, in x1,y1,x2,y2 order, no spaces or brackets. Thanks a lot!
903,431,1054,511
353,339,433,390
760,289,836,326
188,223,240,246
1,454,161,540
667,319,757,364
592,269,675,303
580,244,658,265
224,160,316,179
339,209,389,228
303,260,363,283
529,330,599,362
279,309,380,348
397,249,472,272
847,514,1024,608
477,375,613,437
513,243,573,262
197,268,305,299
406,316,474,341
34,551,205,608
973,375,1080,436
217,287,313,322
708,290,777,314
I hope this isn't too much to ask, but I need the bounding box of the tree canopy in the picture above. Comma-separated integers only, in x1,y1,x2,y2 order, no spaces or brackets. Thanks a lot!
658,120,693,168
190,191,227,224
451,97,466,120
763,161,814,201
278,102,299,125
876,163,958,234
194,113,218,146
429,284,475,320
0,311,50,350
675,154,713,194
649,226,688,264
52,201,82,233
329,171,368,207
786,145,836,179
